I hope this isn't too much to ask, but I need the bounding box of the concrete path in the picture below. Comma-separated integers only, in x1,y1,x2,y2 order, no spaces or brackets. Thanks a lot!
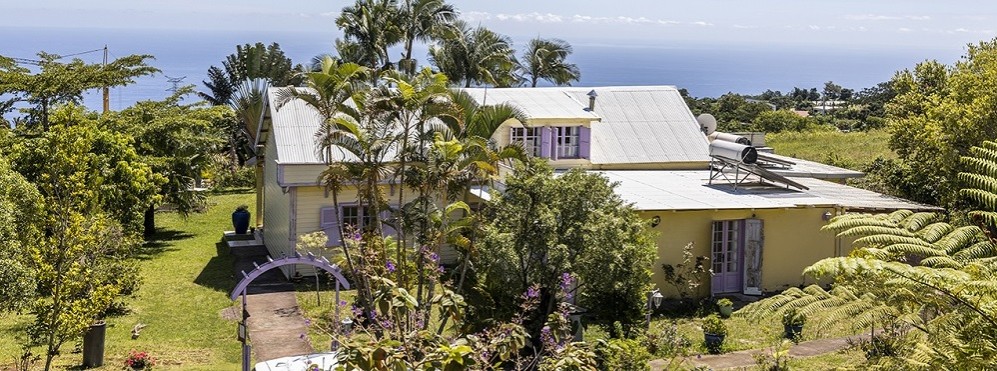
227,232,314,363
650,334,864,370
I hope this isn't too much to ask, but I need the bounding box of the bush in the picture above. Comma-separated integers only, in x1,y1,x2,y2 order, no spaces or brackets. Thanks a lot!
213,165,255,189
643,321,692,357
596,338,652,371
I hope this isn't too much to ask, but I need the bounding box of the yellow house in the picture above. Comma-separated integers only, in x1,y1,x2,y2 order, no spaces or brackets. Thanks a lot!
256,85,936,297
461,86,936,297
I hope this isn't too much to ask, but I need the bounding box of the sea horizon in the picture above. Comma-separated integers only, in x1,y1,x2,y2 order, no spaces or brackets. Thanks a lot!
1,25,967,112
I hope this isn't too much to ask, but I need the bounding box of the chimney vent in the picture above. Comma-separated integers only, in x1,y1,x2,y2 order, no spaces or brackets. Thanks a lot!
586,89,598,111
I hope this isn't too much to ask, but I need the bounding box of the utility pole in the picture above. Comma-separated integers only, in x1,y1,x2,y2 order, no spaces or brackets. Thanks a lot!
166,76,186,94
102,45,109,113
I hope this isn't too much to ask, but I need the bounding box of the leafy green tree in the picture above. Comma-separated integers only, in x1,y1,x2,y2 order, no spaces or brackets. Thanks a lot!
0,53,157,130
429,20,518,87
882,40,997,207
751,109,812,133
199,42,303,106
474,161,656,338
518,37,580,87
0,156,43,312
8,106,152,370
103,88,228,237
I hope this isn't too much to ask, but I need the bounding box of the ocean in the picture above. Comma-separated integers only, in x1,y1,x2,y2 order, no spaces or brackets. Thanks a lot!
1,26,964,112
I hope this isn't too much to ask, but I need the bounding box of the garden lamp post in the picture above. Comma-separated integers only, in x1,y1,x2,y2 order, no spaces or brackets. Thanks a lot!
646,288,663,328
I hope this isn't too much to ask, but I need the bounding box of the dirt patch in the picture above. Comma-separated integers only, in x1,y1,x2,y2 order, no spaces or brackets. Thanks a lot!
219,305,240,321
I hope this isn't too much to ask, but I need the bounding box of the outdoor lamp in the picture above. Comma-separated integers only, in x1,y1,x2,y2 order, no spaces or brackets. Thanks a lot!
650,216,661,227
646,288,664,328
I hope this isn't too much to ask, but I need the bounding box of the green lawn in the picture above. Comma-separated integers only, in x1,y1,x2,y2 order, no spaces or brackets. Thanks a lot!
0,192,254,370
766,129,895,171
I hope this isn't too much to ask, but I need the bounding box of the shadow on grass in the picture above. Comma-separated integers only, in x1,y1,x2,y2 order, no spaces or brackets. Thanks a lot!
193,239,237,293
134,229,193,260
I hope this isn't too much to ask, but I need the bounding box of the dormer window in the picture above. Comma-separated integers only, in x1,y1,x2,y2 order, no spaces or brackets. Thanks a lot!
510,127,541,157
555,126,580,159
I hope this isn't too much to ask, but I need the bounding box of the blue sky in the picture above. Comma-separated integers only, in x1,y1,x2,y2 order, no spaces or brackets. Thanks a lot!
7,0,997,49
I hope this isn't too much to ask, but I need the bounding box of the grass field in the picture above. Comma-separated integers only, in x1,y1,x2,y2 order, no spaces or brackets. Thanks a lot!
766,129,895,171
0,192,254,370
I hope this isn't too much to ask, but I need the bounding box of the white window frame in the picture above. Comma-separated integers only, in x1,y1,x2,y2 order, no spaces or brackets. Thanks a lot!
510,126,541,157
555,126,580,159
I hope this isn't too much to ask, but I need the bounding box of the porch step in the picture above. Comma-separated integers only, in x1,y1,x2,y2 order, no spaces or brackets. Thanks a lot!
224,230,266,257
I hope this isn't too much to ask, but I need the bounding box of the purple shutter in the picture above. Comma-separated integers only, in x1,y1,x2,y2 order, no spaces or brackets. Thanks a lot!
579,126,591,159
539,127,552,158
380,209,397,237
320,206,342,247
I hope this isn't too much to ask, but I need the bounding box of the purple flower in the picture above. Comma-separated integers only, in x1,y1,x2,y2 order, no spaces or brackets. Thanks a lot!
429,252,440,263
560,273,573,290
526,286,539,299
338,300,348,307
386,261,396,273
304,319,311,326
436,265,445,274
352,231,362,241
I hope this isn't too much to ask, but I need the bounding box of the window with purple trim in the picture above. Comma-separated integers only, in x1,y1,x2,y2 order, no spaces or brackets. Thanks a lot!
510,127,541,157
341,205,373,230
555,126,580,159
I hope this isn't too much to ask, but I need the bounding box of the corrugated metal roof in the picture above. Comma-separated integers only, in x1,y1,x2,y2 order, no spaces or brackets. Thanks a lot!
592,170,938,211
462,86,711,165
267,87,326,164
461,88,599,120
267,87,400,164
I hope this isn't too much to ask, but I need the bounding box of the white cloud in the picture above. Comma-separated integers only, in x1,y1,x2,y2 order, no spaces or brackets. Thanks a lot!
808,25,821,30
898,27,912,32
692,21,713,27
732,24,757,29
465,11,705,27
846,14,931,21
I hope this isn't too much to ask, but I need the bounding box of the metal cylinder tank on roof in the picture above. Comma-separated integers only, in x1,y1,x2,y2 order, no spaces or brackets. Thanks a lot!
709,141,758,164
708,132,752,145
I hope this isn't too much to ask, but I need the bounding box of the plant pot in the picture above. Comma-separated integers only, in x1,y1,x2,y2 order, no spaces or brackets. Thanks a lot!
784,324,804,339
232,210,250,234
82,320,106,367
718,305,733,318
704,332,725,353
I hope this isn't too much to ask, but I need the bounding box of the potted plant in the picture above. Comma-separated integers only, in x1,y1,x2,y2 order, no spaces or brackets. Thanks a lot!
782,307,805,340
702,314,728,353
717,298,734,318
232,205,251,234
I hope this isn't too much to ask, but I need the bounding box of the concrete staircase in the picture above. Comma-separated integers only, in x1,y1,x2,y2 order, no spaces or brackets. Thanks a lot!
224,230,267,258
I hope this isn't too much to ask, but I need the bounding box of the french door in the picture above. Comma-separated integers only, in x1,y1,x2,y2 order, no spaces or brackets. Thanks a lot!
711,220,744,294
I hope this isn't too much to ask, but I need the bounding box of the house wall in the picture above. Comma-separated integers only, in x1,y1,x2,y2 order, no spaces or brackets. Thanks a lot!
642,207,838,297
291,184,455,276
263,133,293,276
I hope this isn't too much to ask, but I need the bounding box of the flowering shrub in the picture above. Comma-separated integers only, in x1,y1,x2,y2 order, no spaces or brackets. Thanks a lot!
124,350,155,369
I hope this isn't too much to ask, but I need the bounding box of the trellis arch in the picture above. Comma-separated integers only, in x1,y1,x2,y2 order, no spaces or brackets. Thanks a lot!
230,251,351,371
230,251,351,301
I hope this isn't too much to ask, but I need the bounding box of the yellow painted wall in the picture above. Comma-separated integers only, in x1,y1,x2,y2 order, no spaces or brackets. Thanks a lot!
279,163,328,185
643,207,839,297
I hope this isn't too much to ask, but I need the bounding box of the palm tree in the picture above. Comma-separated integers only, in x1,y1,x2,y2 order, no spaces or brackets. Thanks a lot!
371,68,452,283
397,0,457,74
428,20,517,87
336,0,403,71
518,37,580,87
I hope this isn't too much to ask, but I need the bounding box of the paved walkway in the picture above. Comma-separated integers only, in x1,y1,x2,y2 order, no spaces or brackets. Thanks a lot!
228,233,314,363
649,334,866,370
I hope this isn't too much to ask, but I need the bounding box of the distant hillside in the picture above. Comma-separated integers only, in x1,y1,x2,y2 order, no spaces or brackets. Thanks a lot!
765,129,895,172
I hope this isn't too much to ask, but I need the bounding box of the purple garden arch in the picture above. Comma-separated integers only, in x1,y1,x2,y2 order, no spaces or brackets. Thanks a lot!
230,251,351,371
